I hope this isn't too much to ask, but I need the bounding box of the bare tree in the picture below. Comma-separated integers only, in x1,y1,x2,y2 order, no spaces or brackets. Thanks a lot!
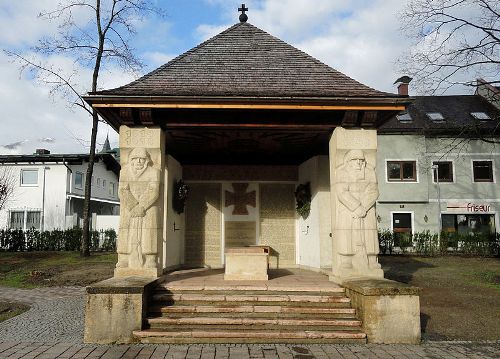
399,0,499,94
5,0,164,256
0,166,16,211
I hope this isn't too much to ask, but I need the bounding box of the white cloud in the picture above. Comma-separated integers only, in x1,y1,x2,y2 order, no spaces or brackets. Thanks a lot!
196,24,232,42
142,51,176,68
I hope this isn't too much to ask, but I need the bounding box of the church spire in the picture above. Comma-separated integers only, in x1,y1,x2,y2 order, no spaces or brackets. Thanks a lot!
101,134,111,153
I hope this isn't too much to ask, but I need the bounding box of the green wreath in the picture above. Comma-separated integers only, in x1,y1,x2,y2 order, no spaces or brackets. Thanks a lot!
294,182,311,219
172,179,189,214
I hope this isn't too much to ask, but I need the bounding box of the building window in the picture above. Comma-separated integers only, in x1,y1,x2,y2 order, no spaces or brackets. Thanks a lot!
470,112,491,121
21,169,38,186
103,180,107,188
9,210,41,230
75,172,84,188
472,160,493,182
442,214,495,235
109,182,115,196
26,211,41,229
426,112,445,122
97,178,101,186
433,161,453,182
396,112,412,123
392,213,413,247
387,161,417,181
10,211,25,229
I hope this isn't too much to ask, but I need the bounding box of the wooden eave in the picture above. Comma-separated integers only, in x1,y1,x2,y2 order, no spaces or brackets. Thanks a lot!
83,95,410,132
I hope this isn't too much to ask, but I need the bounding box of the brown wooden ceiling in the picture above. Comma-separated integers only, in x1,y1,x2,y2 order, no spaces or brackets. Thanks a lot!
94,106,402,165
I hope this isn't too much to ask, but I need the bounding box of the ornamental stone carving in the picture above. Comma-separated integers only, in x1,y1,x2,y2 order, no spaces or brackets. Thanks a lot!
117,147,161,273
330,128,384,283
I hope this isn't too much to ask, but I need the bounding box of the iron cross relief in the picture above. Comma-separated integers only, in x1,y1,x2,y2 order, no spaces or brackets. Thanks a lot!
225,183,256,215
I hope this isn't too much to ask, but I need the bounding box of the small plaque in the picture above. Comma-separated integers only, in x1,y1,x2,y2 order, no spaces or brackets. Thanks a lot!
225,221,256,248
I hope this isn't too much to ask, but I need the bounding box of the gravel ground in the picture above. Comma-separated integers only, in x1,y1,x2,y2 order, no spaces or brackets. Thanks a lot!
0,296,84,343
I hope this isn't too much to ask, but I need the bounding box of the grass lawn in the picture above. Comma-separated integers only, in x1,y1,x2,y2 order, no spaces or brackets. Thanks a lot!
380,255,500,341
0,251,116,288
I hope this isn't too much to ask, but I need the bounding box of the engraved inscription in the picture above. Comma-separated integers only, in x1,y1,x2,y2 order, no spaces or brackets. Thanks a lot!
225,221,256,248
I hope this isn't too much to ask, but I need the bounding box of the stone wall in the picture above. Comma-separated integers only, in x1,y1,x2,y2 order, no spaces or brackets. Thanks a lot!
259,184,296,268
184,183,222,268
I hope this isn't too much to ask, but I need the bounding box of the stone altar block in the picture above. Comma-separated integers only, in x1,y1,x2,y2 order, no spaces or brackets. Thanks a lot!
224,246,269,280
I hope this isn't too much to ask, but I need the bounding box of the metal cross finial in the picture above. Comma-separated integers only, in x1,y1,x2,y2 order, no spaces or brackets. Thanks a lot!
238,3,248,22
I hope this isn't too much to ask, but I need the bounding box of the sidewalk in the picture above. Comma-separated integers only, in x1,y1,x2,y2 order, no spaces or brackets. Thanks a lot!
0,286,499,358
1,341,499,358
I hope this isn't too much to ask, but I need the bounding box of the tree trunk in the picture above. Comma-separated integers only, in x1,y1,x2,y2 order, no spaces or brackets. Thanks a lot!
81,109,99,256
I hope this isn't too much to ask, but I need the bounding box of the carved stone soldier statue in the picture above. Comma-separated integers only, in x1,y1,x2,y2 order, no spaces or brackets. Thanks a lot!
334,149,383,278
117,147,160,270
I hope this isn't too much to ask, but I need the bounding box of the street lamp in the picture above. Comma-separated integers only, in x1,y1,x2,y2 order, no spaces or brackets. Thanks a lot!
432,164,442,234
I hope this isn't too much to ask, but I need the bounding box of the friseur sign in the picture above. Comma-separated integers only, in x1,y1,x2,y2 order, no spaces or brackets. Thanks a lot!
447,203,494,213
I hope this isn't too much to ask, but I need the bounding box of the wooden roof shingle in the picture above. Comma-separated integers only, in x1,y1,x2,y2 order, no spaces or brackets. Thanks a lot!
93,22,395,98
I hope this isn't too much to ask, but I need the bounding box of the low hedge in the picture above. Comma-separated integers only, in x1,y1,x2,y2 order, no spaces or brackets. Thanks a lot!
0,228,117,252
378,229,500,257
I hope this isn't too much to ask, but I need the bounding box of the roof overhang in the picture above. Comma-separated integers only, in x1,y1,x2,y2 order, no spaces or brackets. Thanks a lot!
83,95,410,132
83,95,411,165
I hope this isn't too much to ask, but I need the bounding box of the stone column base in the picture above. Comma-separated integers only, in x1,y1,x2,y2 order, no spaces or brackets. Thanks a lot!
114,267,161,278
84,276,157,344
330,268,384,285
343,278,421,344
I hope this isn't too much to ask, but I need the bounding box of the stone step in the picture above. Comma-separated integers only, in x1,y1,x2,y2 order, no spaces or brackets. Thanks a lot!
149,305,357,318
151,293,351,305
133,329,367,344
145,316,362,330
156,285,345,296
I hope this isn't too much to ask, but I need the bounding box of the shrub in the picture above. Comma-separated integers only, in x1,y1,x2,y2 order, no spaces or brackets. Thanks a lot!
0,227,116,252
379,230,499,257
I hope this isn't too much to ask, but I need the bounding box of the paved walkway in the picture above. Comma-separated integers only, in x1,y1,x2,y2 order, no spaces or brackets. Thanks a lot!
1,285,499,358
1,341,499,358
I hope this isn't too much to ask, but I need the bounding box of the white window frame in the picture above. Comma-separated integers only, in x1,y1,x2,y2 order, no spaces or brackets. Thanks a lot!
385,159,419,183
75,172,84,189
432,159,455,184
390,211,415,236
471,159,495,183
20,168,39,187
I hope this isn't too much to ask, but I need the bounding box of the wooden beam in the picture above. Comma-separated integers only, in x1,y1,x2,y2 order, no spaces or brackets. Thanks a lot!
342,110,359,127
165,123,336,130
361,111,378,127
93,103,406,111
119,108,134,125
139,108,154,125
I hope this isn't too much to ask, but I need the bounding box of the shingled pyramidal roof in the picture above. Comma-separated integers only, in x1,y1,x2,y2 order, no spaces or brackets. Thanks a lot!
96,22,394,98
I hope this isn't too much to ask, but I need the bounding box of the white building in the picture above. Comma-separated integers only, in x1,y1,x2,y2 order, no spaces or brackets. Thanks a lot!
0,149,120,231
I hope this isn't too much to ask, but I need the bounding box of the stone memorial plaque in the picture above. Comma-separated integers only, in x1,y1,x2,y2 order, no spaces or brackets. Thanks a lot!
225,221,256,248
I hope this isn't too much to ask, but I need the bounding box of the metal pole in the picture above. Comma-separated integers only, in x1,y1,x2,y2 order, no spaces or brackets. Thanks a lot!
432,165,442,234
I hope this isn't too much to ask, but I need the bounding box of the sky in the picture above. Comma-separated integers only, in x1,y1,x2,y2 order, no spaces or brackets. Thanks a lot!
0,0,482,155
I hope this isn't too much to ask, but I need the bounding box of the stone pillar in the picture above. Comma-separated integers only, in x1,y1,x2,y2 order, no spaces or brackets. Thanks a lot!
329,127,384,284
115,126,165,278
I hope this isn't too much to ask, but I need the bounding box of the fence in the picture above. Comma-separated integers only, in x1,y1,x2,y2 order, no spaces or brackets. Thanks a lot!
0,228,117,252
378,229,500,257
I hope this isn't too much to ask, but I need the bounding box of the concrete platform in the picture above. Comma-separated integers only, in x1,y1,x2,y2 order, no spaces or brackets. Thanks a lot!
157,268,343,292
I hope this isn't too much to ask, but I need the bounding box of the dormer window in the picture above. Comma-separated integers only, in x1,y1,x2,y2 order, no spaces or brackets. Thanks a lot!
471,112,491,121
396,112,412,123
427,112,445,122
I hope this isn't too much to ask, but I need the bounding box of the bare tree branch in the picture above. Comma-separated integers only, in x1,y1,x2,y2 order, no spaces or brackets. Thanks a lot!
0,166,16,211
4,0,166,256
399,0,500,95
